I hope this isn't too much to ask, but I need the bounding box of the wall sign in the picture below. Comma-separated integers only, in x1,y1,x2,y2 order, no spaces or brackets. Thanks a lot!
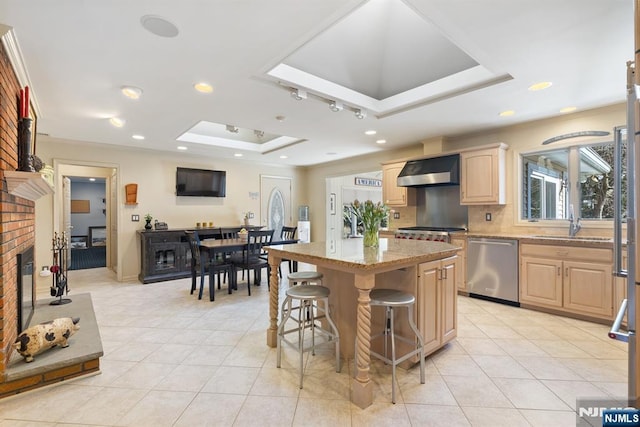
354,177,382,187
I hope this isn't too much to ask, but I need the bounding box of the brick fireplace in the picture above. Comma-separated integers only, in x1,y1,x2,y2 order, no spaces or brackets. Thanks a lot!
0,34,101,399
0,37,34,379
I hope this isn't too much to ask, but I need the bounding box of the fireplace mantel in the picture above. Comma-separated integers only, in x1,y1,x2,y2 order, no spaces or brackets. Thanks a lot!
4,170,53,201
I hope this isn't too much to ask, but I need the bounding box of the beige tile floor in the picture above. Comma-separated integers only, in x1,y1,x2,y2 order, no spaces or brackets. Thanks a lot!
0,266,629,426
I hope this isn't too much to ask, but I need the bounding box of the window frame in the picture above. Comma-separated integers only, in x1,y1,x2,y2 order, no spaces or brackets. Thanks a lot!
515,136,618,229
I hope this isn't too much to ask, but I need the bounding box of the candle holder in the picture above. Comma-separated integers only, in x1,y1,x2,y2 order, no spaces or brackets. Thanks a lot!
18,118,35,172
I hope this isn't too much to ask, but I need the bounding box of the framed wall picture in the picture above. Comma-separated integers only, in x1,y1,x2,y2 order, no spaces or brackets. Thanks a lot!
89,226,106,247
330,193,336,215
69,235,88,249
71,199,90,213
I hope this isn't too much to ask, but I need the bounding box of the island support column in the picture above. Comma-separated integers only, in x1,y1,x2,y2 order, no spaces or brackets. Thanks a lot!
267,255,282,347
352,272,375,409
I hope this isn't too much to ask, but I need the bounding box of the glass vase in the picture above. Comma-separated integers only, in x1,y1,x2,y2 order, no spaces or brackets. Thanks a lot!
363,226,380,247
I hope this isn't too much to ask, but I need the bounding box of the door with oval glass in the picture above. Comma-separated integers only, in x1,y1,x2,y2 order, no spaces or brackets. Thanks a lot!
260,175,292,240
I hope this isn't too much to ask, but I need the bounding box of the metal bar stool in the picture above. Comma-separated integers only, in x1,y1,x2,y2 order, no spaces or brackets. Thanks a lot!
284,271,323,320
276,284,340,388
367,288,425,404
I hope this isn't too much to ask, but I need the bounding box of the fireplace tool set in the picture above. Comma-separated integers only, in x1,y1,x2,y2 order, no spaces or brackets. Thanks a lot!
49,231,71,305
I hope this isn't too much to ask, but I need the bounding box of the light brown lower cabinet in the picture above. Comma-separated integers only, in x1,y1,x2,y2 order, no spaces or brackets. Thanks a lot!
418,256,457,355
520,243,613,320
450,236,467,292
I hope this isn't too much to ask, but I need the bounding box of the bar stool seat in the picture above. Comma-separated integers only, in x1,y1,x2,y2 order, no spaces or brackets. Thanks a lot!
284,271,324,319
366,288,425,404
287,271,323,286
277,284,340,388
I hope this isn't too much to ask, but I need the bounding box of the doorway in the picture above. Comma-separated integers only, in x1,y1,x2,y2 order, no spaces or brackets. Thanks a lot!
53,161,119,279
67,176,107,270
325,171,382,248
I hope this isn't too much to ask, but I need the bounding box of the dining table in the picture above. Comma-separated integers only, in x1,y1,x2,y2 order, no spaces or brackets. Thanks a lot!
264,237,459,409
199,237,299,286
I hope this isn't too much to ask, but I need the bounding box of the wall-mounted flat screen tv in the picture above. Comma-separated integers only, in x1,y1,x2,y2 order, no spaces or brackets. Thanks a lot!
176,167,226,197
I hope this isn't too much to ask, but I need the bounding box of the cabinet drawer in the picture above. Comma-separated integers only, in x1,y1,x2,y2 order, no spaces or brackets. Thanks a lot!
148,233,182,243
520,243,612,263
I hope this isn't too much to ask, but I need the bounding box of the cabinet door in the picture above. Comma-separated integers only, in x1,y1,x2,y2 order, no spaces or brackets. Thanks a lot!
417,259,441,354
148,242,183,275
450,237,466,291
383,163,409,206
460,147,505,205
563,261,613,318
440,257,457,344
520,256,563,308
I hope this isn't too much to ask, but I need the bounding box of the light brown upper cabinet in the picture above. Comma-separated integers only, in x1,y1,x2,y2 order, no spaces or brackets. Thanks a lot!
382,162,415,207
460,144,507,205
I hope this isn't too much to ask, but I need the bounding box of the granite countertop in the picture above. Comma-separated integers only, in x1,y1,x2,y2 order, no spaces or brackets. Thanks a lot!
382,228,616,247
462,232,616,248
266,238,459,271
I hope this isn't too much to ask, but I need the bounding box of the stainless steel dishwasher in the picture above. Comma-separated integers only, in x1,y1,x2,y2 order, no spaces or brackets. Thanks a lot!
467,238,519,305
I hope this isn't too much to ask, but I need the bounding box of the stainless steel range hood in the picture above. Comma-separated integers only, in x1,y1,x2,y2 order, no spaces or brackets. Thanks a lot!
397,154,460,187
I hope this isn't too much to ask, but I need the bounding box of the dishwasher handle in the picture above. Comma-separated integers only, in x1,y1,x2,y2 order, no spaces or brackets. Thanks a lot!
468,240,516,247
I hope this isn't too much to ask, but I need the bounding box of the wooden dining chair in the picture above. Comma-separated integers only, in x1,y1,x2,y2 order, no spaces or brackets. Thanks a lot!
278,226,297,277
185,231,233,301
230,229,274,295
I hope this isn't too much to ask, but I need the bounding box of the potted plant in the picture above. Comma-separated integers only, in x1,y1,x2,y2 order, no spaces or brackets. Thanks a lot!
350,200,389,247
144,214,153,230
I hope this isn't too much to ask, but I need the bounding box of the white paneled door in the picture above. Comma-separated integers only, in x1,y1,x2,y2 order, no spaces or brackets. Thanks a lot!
260,175,292,239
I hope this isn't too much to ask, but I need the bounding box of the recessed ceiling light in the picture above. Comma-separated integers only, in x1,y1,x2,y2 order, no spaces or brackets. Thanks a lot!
109,117,126,127
560,106,577,114
177,146,187,150
275,115,286,122
194,82,213,93
140,15,179,38
234,153,243,157
376,139,387,144
280,155,288,159
89,178,96,182
365,130,377,136
499,110,515,117
528,81,553,91
132,134,145,140
121,86,142,99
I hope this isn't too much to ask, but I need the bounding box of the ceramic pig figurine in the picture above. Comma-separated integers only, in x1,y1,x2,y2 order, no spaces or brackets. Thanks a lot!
13,317,80,362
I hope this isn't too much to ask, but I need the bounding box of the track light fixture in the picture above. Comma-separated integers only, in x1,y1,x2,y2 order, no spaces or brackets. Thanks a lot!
354,108,366,119
254,130,264,138
225,124,239,133
329,100,343,112
290,88,307,100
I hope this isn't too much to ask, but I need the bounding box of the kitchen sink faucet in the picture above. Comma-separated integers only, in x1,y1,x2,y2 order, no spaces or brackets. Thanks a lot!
569,214,582,237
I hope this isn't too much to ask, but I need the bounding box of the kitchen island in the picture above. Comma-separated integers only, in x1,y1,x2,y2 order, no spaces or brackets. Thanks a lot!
266,238,459,409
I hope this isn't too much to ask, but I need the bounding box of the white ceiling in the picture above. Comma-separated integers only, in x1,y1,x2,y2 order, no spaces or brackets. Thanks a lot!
0,0,632,167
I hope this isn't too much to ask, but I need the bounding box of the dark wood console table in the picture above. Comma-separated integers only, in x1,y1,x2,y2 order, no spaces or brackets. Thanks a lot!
137,226,262,283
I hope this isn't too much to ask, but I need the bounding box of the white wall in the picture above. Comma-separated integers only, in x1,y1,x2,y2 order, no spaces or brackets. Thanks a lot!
34,138,305,285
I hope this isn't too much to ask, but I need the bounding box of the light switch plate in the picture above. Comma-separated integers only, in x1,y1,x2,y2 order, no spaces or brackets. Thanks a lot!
132,214,140,222
485,213,492,221
393,212,400,219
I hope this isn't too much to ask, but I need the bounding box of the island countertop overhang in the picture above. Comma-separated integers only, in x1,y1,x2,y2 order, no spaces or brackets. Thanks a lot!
266,238,460,273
